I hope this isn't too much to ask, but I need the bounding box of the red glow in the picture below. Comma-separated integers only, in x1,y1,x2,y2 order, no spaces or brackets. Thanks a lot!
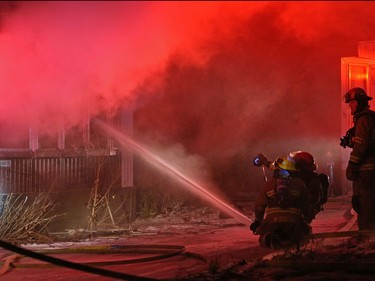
0,1,368,135
0,1,374,196
0,2,263,135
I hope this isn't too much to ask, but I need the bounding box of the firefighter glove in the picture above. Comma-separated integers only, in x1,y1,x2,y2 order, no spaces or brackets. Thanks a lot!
351,195,361,214
253,153,269,167
346,162,359,181
250,220,261,234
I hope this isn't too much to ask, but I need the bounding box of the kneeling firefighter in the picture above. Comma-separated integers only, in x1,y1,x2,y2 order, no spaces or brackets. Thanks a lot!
250,155,312,249
253,151,329,223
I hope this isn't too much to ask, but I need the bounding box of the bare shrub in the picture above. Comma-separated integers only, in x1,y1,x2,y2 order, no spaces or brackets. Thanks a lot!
87,156,128,230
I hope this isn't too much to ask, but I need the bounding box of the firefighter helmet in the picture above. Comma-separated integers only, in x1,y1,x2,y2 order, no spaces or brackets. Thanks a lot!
290,151,317,172
344,87,372,103
274,155,297,171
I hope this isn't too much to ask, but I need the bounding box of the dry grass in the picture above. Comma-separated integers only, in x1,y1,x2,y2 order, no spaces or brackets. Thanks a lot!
0,193,60,244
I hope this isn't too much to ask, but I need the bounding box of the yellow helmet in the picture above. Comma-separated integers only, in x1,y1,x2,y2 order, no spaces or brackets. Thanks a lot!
274,155,297,171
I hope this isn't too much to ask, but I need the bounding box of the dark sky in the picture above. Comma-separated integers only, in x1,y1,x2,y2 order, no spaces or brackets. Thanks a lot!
0,1,374,195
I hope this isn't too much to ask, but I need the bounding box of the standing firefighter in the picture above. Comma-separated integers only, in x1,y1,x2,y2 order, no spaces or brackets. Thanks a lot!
342,87,375,230
250,155,312,249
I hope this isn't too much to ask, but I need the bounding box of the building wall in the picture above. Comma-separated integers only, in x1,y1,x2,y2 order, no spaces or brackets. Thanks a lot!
0,151,121,193
0,109,136,229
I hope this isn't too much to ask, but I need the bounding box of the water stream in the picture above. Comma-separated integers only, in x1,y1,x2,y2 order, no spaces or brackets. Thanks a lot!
95,120,252,226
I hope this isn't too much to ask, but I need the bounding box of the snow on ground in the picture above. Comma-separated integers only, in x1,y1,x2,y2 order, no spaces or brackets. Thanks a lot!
0,195,372,280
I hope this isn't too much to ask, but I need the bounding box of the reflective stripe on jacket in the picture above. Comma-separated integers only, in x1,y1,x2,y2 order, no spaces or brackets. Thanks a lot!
265,207,303,224
254,177,310,222
349,109,375,171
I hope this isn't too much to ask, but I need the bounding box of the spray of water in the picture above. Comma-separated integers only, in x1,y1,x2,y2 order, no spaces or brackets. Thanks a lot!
94,120,252,226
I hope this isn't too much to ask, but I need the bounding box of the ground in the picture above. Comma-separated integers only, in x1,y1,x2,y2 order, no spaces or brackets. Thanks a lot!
0,195,373,281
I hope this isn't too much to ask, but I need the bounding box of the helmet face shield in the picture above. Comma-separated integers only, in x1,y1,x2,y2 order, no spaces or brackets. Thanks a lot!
274,169,291,179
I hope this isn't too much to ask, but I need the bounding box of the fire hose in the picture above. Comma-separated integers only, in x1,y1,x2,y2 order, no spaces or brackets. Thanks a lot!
0,240,208,280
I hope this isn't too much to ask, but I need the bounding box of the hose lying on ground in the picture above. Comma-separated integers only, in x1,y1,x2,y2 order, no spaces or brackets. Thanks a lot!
0,240,188,280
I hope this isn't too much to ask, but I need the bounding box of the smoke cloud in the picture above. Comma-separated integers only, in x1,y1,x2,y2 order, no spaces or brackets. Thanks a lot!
0,2,374,195
0,2,262,130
